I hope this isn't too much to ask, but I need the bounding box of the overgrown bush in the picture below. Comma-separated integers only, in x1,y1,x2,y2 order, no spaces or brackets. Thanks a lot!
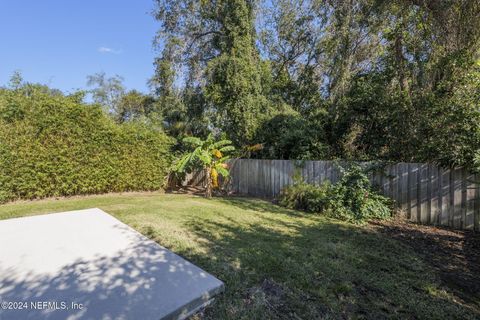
279,180,333,213
279,164,392,223
0,86,174,203
328,165,392,223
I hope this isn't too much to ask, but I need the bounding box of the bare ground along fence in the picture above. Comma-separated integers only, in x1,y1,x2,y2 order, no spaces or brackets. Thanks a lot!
184,159,480,231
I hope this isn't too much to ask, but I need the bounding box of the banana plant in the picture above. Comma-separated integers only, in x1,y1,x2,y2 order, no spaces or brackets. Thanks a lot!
174,134,235,197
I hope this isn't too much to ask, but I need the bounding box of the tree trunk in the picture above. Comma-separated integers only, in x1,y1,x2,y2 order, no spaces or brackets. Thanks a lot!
394,29,409,93
205,167,212,198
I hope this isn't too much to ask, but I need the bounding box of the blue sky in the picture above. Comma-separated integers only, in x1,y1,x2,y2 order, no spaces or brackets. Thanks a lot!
0,0,159,94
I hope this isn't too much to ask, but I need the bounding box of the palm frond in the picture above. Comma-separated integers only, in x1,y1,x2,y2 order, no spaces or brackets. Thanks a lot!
217,156,231,163
173,153,192,172
197,150,211,164
218,145,235,152
212,139,233,149
182,136,203,146
215,165,229,177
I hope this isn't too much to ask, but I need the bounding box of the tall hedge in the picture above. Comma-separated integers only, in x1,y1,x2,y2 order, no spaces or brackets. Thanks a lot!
0,86,174,203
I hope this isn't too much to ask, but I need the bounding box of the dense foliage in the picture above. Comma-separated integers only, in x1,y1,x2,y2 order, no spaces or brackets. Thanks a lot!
0,85,173,203
279,180,333,214
279,164,391,223
87,72,162,125
152,0,480,169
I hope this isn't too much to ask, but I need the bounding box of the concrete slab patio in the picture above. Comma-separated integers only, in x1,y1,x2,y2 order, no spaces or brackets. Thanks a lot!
0,208,224,320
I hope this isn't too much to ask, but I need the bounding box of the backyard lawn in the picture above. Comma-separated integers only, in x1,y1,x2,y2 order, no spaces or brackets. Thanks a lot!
0,193,478,319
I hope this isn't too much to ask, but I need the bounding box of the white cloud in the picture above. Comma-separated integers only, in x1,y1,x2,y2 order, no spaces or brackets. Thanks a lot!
98,47,122,54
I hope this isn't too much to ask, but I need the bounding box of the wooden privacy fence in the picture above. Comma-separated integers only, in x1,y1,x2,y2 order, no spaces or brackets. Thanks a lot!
222,159,480,231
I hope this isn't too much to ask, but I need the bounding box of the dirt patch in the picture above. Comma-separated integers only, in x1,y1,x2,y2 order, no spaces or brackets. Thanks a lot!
369,218,480,311
260,279,288,309
244,279,327,319
244,279,288,313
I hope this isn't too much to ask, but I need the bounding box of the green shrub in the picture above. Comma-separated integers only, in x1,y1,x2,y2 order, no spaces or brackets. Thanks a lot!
278,164,392,223
279,180,332,213
328,165,392,223
0,86,174,203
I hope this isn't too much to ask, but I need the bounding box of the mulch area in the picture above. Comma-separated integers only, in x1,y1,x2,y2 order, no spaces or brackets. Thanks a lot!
369,218,480,310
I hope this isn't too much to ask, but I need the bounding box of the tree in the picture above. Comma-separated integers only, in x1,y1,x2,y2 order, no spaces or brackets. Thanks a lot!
87,72,162,125
153,0,272,146
204,0,271,146
254,110,331,160
153,0,480,169
174,134,235,197
86,72,125,114
115,90,158,123
8,70,24,90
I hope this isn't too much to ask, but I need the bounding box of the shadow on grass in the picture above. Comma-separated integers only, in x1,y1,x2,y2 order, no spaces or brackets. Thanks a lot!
178,208,480,319
214,196,307,216
370,220,480,310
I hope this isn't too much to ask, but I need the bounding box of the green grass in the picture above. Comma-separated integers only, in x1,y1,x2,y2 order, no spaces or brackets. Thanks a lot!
0,193,477,319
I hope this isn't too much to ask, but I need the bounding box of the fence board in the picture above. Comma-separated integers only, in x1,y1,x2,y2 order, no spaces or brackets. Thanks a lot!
396,164,403,211
461,170,468,229
307,161,314,184
331,162,338,183
415,164,422,222
475,173,480,231
279,160,286,191
374,167,382,197
440,168,450,226
418,164,427,223
326,161,333,182
429,164,438,225
401,163,409,213
257,160,262,196
466,172,475,230
392,165,398,206
275,160,282,195
407,164,413,219
453,168,463,229
243,159,250,195
312,161,320,185
279,160,285,190
288,161,295,185
246,159,253,196
384,165,390,198
263,160,269,197
274,160,280,194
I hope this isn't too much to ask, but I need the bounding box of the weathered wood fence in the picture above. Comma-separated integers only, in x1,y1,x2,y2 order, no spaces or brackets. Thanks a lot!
197,159,479,231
